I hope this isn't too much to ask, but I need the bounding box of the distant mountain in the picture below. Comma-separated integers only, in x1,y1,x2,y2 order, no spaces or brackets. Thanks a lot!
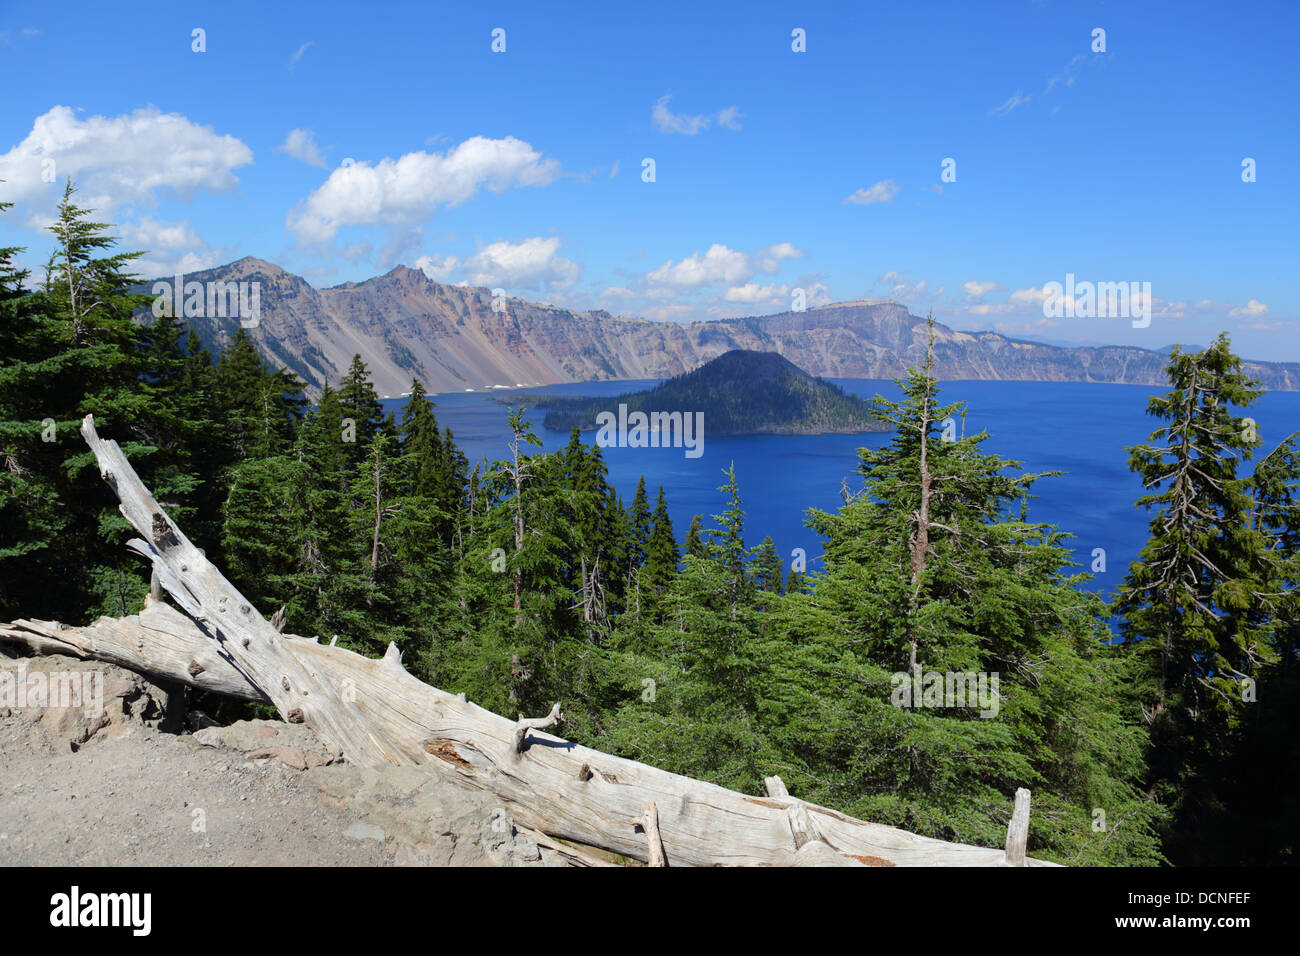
528,349,889,435
135,258,1300,397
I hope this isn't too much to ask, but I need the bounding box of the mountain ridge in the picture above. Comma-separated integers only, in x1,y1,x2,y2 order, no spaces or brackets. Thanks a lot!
136,257,1300,397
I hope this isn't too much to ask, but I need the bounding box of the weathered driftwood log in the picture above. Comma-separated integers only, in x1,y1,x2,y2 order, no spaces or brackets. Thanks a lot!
0,415,1060,867
0,602,268,703
1005,787,1032,867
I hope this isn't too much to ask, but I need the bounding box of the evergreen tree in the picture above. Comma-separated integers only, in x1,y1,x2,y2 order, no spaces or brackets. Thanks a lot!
1114,335,1278,863
216,328,304,460
609,464,772,793
684,514,704,559
0,181,155,619
337,354,385,462
776,324,1164,863
643,484,679,601
1217,430,1300,863
785,565,805,595
752,535,784,603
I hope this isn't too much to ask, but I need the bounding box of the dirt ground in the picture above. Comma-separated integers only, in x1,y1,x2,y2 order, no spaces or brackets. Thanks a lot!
0,723,391,866
0,652,569,867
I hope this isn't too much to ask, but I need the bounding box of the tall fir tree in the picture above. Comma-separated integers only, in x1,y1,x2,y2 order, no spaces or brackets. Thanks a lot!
0,181,157,619
643,484,679,602
1114,335,1279,863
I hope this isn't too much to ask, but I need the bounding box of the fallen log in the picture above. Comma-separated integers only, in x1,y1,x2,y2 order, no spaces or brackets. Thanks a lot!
0,602,267,703
0,414,1060,867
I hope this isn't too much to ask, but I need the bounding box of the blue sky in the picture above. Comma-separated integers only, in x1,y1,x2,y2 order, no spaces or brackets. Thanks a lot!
1,0,1297,359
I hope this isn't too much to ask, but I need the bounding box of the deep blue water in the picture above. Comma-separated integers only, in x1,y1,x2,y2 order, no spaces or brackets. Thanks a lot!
382,380,1300,597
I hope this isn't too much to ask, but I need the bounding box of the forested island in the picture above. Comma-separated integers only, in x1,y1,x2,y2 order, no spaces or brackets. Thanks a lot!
508,349,890,435
2,184,1298,866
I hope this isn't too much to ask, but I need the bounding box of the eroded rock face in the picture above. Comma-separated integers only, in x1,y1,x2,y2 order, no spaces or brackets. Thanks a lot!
145,258,1300,400
0,652,182,752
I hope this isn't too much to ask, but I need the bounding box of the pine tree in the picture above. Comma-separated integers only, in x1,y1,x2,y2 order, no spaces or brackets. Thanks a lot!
684,514,704,559
1217,429,1300,863
643,484,679,601
1114,335,1278,862
400,380,443,497
776,323,1165,863
752,535,784,603
785,565,805,595
607,463,772,794
337,354,385,463
0,194,56,618
0,181,156,619
216,328,304,460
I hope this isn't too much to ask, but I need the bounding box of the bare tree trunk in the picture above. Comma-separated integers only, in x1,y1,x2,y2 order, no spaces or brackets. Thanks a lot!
908,340,936,674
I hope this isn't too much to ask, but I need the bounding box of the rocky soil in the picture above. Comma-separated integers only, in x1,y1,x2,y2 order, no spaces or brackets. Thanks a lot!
0,651,575,867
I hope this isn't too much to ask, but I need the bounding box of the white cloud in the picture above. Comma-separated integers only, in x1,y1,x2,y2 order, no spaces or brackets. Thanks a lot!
120,217,204,250
843,179,901,205
646,243,753,289
115,216,229,281
967,303,1012,316
642,303,695,321
1009,286,1054,307
651,95,743,135
800,281,832,309
652,95,710,135
716,106,744,131
0,106,253,218
460,237,579,291
756,241,804,274
1045,54,1087,94
1229,299,1269,319
873,270,943,302
134,247,229,281
277,128,326,167
286,136,561,243
597,242,809,320
962,280,1000,301
723,282,789,304
341,241,374,263
990,92,1031,116
288,40,315,70
414,253,460,282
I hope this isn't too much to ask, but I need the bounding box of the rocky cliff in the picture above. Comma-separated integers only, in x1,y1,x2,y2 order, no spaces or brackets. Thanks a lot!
145,258,1300,397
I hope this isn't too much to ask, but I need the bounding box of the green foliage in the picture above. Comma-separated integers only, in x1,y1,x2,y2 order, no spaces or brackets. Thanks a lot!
3,203,1291,865
1114,335,1294,864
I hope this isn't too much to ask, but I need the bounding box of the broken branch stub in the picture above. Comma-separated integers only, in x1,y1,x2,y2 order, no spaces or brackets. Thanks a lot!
635,801,666,867
514,702,563,753
1005,788,1031,867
